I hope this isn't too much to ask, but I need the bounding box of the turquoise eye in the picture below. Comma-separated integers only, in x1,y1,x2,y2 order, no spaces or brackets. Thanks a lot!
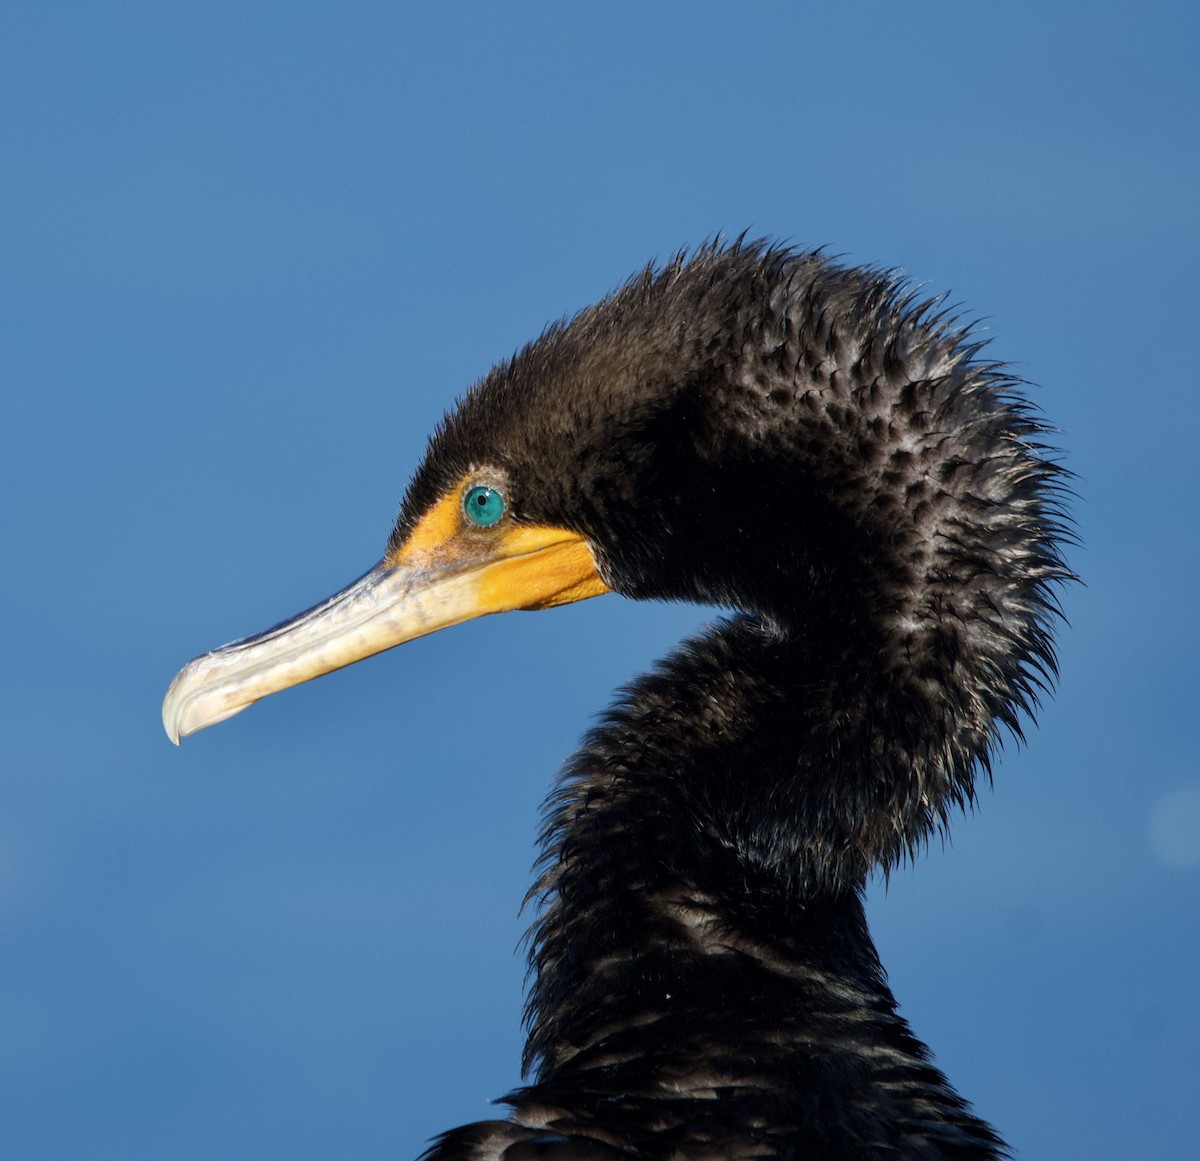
463,484,506,527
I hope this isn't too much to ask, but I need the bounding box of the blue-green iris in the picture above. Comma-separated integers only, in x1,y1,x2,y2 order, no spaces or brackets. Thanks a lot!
463,484,506,527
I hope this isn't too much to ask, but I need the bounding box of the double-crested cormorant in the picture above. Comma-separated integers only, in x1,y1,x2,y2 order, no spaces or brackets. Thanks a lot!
163,242,1070,1159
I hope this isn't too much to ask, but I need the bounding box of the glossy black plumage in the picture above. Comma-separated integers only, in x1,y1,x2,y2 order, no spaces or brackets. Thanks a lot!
388,239,1075,1156
385,242,1071,1160
152,239,1069,1158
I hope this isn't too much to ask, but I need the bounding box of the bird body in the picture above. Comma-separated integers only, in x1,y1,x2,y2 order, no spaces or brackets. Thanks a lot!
164,242,1070,1159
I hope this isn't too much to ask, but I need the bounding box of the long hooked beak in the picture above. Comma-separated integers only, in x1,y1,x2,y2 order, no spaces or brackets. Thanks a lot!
162,505,610,744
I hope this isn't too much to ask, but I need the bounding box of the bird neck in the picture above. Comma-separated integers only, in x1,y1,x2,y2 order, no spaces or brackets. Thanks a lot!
515,616,1003,1154
523,616,916,1064
529,619,896,1023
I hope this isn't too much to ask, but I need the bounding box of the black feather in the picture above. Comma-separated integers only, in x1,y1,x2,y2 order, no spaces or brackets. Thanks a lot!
398,241,1073,1160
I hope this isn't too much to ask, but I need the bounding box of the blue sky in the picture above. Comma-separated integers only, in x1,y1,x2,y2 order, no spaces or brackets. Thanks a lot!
2,3,1198,1158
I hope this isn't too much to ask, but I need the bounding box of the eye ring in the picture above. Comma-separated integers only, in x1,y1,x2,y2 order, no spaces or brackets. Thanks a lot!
462,484,506,528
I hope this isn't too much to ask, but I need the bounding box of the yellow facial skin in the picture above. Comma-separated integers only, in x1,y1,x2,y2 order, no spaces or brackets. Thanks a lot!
161,480,610,744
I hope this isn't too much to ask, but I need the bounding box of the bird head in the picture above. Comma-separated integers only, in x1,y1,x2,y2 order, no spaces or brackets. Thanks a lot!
164,243,1067,763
